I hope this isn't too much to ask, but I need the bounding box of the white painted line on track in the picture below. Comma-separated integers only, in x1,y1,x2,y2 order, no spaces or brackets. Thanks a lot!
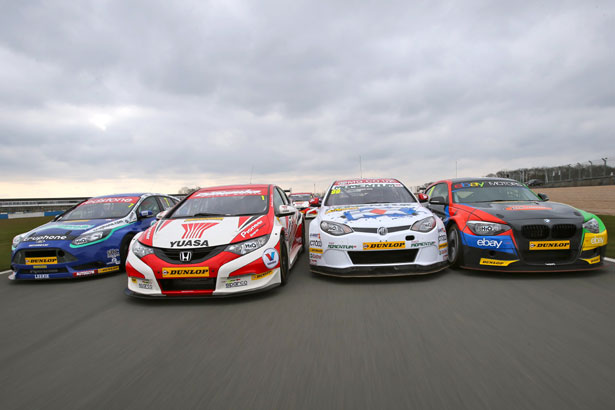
605,257,615,263
0,270,13,275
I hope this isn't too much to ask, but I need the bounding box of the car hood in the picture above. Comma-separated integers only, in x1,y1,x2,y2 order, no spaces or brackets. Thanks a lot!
292,201,310,209
140,215,271,248
18,218,131,245
321,203,433,227
467,201,584,222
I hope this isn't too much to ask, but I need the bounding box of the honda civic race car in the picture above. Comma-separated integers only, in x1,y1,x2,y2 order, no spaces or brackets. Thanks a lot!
289,192,319,219
10,193,178,280
125,184,304,297
309,178,448,277
424,178,608,272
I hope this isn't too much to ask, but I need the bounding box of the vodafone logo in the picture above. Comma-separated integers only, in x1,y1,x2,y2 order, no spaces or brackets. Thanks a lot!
476,238,502,248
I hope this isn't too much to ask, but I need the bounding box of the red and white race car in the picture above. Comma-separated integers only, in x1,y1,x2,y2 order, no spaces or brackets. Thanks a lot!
289,192,320,219
124,184,305,297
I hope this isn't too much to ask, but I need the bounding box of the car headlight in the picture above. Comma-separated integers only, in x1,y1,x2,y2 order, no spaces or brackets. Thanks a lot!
411,216,436,232
12,234,25,249
583,218,600,234
71,229,112,246
226,235,269,255
132,241,155,259
466,221,510,236
320,221,353,236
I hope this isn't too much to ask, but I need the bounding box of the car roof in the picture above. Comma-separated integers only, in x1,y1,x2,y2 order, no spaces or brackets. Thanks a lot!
333,178,401,185
430,177,520,186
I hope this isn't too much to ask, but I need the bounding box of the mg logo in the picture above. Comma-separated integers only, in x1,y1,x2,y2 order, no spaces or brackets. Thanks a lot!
179,251,192,262
377,227,388,236
544,219,551,223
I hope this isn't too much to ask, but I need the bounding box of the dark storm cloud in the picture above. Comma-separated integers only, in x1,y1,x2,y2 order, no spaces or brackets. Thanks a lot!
0,0,614,193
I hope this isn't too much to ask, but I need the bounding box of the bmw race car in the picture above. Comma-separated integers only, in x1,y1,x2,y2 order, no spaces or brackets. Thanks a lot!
424,178,608,272
309,178,448,277
10,193,178,280
125,184,304,297
289,192,320,219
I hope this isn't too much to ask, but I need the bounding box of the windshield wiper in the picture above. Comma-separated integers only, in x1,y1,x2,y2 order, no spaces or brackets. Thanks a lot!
191,212,230,217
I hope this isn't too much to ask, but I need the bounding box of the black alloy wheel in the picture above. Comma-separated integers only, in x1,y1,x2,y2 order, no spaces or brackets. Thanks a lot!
447,225,463,267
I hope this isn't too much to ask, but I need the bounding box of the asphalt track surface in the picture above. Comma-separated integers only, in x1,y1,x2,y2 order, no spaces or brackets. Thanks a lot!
1,248,615,409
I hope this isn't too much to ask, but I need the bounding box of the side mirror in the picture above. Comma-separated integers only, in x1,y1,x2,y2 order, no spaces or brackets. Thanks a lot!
139,210,154,219
417,193,428,203
155,210,168,220
537,193,549,201
277,204,296,217
309,198,321,207
53,214,62,221
429,196,446,205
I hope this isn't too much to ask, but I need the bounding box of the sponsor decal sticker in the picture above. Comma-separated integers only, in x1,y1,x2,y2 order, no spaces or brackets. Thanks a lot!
98,266,120,274
309,233,321,239
325,206,359,214
581,256,601,265
309,239,322,247
24,235,68,242
582,231,607,251
309,248,323,254
262,249,279,269
529,241,570,250
161,267,210,277
438,242,448,249
252,270,273,281
240,219,264,238
505,205,552,211
225,278,248,288
363,241,405,250
476,238,503,249
343,207,420,221
479,258,519,266
181,222,218,239
74,270,96,277
334,179,400,186
34,274,50,279
26,257,57,265
82,197,139,205
327,244,357,250
133,278,153,290
169,239,209,248
410,241,436,248
195,189,266,198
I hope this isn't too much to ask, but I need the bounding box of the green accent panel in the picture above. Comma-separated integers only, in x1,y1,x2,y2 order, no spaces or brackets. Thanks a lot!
69,223,134,248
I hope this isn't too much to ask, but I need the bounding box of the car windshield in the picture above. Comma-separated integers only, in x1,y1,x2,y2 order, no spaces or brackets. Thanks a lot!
325,180,415,206
451,180,540,203
171,188,269,218
61,196,140,220
290,194,311,202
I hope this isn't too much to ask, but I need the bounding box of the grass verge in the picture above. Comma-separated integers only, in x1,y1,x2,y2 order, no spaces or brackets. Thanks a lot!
0,217,54,270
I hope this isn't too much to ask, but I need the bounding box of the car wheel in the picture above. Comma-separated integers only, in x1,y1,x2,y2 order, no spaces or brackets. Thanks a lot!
119,235,133,271
279,239,289,286
300,216,306,254
447,225,463,267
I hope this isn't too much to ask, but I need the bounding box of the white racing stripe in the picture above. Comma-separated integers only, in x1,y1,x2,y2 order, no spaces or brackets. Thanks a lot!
0,270,13,275
605,257,615,263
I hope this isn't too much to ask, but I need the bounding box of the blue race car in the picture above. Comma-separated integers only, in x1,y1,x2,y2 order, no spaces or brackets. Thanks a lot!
10,193,179,280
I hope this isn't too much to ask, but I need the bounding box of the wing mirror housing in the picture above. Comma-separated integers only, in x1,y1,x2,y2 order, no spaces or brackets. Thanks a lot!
155,210,168,220
309,197,321,207
417,193,428,203
277,204,296,217
429,196,446,205
537,193,549,201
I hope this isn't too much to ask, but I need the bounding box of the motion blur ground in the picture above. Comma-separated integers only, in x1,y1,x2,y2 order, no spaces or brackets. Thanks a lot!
1,224,614,409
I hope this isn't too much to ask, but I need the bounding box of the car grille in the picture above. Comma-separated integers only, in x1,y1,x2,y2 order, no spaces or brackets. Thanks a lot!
73,261,107,270
521,225,549,239
353,225,411,234
12,249,77,264
153,246,226,264
551,224,576,239
158,278,217,291
348,249,418,265
521,250,574,263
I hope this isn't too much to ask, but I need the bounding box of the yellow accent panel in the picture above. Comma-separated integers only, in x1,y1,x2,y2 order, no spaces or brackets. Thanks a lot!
26,257,57,265
529,241,570,250
363,241,405,250
99,266,120,273
309,248,323,254
582,231,608,251
252,270,273,280
439,242,447,249
479,258,519,267
161,267,209,278
581,256,601,265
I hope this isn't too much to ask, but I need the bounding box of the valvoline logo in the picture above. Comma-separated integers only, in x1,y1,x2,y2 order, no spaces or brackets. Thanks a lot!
262,248,279,269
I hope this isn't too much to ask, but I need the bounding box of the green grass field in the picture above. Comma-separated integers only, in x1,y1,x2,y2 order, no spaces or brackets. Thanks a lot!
1,214,613,271
0,217,53,270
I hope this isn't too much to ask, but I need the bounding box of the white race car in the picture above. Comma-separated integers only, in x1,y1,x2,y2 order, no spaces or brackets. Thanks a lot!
125,184,304,297
309,178,448,277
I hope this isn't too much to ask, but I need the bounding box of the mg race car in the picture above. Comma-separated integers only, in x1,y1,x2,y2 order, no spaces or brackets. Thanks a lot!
10,193,178,280
424,178,608,272
125,184,304,297
309,178,448,277
289,192,320,219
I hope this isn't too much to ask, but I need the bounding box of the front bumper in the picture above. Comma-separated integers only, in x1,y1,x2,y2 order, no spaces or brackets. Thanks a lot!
311,260,448,277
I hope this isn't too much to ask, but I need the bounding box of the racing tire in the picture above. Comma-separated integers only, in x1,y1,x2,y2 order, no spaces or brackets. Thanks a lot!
119,235,133,272
447,224,464,268
280,240,289,286
300,216,306,254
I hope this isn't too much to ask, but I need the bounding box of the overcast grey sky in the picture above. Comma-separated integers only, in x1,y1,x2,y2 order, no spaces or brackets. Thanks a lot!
1,0,613,197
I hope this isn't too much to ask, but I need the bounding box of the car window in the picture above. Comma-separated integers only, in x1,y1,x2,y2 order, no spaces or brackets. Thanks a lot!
158,196,175,210
277,188,290,205
273,188,285,210
431,184,449,202
138,197,161,214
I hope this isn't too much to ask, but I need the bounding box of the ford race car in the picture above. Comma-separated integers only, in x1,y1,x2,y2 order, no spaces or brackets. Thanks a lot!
289,192,319,219
309,178,448,277
10,193,178,280
125,184,304,297
424,178,608,272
